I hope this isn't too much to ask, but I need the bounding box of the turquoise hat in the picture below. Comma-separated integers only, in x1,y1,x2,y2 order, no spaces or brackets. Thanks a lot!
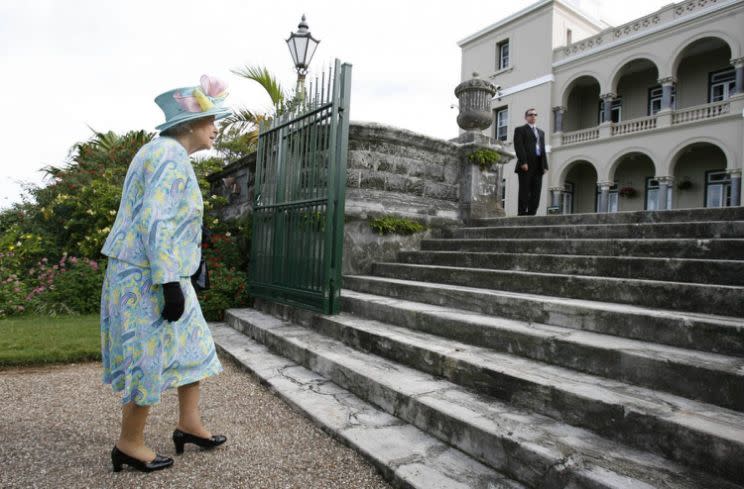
154,75,232,132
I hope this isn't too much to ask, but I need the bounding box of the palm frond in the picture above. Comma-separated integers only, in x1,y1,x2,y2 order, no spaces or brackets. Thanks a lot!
231,65,286,108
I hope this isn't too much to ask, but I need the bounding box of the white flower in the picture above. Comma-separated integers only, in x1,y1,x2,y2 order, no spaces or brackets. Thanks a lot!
225,232,231,237
109,210,116,215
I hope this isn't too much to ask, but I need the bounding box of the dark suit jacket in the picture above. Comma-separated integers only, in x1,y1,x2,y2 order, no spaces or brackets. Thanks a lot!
513,124,548,173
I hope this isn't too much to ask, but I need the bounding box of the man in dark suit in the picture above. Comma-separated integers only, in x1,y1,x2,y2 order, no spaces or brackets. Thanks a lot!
513,108,548,215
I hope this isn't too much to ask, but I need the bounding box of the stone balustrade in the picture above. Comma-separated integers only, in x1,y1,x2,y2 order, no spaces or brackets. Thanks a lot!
561,127,599,145
672,100,730,125
612,115,658,136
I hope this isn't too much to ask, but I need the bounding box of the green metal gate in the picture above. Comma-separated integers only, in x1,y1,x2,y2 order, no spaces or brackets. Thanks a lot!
248,59,352,314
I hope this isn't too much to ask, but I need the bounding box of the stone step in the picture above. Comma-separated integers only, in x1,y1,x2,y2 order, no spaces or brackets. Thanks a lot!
224,308,744,489
473,207,744,227
420,238,744,260
210,323,525,489
340,289,744,411
341,275,744,356
370,262,744,317
396,251,744,285
453,221,744,239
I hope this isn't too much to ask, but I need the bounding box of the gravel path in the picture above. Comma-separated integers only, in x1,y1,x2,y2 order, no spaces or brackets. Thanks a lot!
0,356,393,489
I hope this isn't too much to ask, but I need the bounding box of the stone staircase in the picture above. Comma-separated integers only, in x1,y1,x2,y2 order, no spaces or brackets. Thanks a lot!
213,206,744,489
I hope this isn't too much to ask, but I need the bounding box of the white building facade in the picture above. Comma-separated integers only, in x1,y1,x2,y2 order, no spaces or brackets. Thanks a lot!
459,0,744,215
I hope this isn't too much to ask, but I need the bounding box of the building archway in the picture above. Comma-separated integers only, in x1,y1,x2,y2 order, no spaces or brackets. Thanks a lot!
674,37,733,109
561,76,601,132
562,160,598,214
611,58,660,120
611,153,657,212
670,142,729,208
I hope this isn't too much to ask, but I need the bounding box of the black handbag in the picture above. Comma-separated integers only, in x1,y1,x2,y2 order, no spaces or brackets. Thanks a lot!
192,225,211,292
191,259,209,291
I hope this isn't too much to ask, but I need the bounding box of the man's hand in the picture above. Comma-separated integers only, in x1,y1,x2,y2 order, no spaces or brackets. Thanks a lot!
520,164,529,172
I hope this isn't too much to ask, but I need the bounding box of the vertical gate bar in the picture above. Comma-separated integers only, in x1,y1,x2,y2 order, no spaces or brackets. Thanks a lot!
328,62,353,313
321,60,341,313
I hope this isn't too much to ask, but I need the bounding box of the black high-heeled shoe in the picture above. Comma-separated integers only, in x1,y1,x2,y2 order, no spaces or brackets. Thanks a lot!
111,446,174,473
172,428,227,454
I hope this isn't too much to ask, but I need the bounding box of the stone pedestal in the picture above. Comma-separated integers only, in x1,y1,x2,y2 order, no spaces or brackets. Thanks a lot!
455,137,514,223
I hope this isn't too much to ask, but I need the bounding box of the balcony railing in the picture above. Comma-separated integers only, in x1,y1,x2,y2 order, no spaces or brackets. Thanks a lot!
561,127,599,145
672,100,730,125
559,100,735,146
612,115,657,136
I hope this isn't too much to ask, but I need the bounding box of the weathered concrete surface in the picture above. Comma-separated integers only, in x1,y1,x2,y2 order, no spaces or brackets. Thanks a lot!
211,322,525,489
454,221,744,239
222,308,744,489
396,251,744,285
371,262,744,317
420,238,744,260
341,275,744,356
337,290,744,410
473,206,744,227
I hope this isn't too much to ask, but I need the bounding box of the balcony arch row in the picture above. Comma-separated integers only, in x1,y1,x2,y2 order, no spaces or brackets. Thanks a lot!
549,141,741,213
553,34,744,135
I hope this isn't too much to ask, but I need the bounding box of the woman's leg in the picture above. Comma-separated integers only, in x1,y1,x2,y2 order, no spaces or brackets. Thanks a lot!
116,402,156,461
176,381,211,437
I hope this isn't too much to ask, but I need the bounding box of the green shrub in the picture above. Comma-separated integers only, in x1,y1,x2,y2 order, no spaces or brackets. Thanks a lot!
466,148,502,171
25,255,103,316
368,216,426,236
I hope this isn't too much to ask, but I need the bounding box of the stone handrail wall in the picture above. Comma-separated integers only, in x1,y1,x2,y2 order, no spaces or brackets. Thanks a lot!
553,0,729,63
612,115,658,136
562,127,600,145
672,100,731,125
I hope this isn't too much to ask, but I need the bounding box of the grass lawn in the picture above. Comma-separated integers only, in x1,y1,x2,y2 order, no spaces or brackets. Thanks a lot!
0,314,100,367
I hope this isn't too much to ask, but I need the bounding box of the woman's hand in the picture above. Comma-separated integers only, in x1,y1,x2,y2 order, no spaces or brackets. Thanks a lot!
162,282,185,322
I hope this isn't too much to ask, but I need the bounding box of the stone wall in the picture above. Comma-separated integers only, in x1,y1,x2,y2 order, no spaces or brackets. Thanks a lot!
208,121,514,274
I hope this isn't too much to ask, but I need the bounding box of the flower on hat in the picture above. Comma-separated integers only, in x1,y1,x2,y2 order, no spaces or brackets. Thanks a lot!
173,75,229,113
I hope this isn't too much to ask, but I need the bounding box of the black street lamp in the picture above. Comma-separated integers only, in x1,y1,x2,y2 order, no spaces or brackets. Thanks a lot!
286,14,320,95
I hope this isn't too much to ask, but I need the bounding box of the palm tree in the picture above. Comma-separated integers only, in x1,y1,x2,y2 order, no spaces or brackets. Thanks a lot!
217,65,289,154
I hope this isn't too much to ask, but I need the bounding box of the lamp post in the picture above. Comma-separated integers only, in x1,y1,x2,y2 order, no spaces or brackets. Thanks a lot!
286,14,320,99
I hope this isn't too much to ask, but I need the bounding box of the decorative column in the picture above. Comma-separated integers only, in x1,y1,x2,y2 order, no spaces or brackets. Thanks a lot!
656,176,673,211
599,93,615,139
658,77,676,111
600,93,615,123
730,168,742,207
731,58,744,96
552,106,566,133
549,186,563,214
597,181,612,213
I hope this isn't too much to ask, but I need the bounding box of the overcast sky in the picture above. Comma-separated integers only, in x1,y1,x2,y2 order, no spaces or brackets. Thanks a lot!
0,0,671,209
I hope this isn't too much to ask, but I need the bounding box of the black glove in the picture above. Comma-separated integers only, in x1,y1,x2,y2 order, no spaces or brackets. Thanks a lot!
161,282,185,322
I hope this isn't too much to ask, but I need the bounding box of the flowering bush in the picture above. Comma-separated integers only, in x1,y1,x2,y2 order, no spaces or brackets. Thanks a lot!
618,186,637,198
24,254,103,316
196,218,253,321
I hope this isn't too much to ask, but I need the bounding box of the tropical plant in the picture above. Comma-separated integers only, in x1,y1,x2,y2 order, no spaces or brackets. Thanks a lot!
216,65,289,155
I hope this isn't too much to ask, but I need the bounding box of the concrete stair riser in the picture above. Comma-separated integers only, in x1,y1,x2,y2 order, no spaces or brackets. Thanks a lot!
342,276,744,356
472,207,744,227
226,307,744,488
211,324,526,489
453,222,744,240
420,238,744,260
371,263,744,317
340,293,744,411
397,251,744,286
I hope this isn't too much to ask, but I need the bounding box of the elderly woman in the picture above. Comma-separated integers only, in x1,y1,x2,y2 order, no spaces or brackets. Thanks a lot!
100,75,230,472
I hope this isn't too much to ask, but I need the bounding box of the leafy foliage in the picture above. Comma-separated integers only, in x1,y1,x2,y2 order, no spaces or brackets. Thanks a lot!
0,128,251,320
466,148,502,171
368,216,427,236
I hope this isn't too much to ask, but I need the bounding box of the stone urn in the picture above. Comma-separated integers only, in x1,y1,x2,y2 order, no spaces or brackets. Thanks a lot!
454,73,497,132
